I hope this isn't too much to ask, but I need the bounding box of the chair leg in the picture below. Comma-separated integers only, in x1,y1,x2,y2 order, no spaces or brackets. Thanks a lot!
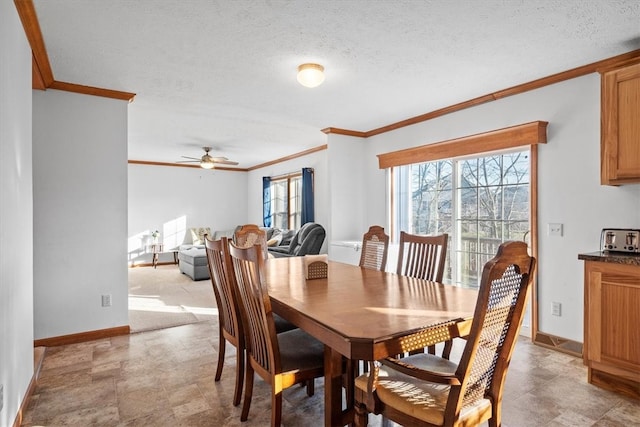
271,390,283,427
489,403,501,427
215,335,226,381
427,344,436,355
354,401,369,427
306,379,315,397
240,365,254,422
233,346,244,406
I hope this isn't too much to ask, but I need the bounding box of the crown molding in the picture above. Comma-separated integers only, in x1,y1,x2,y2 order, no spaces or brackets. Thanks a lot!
15,0,136,102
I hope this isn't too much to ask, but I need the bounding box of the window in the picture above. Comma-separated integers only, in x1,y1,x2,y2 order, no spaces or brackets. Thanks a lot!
270,174,302,230
393,149,530,288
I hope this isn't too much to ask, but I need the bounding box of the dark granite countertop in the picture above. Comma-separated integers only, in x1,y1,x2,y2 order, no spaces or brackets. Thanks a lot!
578,251,640,266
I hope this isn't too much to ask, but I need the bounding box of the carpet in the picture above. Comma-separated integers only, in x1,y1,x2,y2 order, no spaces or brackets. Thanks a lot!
128,264,218,333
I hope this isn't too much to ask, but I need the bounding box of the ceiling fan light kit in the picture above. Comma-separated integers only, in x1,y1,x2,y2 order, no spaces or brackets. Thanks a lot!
200,159,215,169
297,63,325,88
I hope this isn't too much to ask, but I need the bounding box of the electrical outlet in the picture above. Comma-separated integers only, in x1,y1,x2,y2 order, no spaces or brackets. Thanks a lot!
548,223,563,237
552,301,562,316
101,294,112,307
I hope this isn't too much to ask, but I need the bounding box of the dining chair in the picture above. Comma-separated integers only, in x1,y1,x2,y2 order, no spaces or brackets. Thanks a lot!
354,241,536,427
204,234,298,408
234,224,299,334
204,235,245,406
396,231,448,282
228,241,325,427
396,231,449,356
359,225,389,271
234,224,269,259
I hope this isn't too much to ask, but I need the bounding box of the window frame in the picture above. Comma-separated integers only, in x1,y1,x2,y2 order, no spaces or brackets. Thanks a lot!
270,172,302,230
393,148,531,288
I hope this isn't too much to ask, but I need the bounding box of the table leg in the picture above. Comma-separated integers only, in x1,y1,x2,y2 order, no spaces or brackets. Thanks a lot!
325,346,351,427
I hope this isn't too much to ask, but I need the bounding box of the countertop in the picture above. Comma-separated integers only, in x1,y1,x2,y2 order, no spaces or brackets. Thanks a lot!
578,251,640,266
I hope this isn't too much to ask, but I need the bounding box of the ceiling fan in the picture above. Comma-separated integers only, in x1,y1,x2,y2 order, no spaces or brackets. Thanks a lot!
177,146,239,169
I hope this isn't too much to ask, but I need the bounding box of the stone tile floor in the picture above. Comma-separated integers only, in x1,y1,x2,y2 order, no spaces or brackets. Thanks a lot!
21,320,639,426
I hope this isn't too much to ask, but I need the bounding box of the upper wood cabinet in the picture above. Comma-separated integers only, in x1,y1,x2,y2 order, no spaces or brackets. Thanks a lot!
601,61,640,185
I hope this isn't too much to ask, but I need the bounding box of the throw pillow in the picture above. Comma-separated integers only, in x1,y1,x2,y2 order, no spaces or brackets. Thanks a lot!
267,233,283,247
190,227,211,245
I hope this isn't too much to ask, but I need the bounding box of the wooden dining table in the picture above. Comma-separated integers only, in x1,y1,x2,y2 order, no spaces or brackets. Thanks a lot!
264,256,478,427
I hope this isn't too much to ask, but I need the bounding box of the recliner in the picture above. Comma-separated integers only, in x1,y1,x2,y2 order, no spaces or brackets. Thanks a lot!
268,222,326,258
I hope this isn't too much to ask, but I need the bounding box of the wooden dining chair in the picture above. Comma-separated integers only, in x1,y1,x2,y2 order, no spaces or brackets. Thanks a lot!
228,241,325,427
396,231,448,282
204,234,298,407
234,224,269,259
204,235,245,406
354,241,536,427
396,231,449,356
359,225,389,271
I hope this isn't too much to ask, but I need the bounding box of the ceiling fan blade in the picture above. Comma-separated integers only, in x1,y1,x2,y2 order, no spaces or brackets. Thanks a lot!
210,156,229,162
215,160,239,165
181,155,201,160
176,160,199,163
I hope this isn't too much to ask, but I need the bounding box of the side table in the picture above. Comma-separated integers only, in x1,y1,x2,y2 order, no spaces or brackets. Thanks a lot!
150,243,163,269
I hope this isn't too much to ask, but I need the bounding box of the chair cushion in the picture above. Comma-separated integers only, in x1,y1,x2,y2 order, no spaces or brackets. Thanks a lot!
273,314,297,334
277,329,324,372
355,353,491,425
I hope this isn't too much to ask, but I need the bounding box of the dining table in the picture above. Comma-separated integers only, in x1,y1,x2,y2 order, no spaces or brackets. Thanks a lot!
264,256,479,427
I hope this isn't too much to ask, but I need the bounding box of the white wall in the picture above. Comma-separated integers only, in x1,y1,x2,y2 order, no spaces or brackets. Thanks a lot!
327,135,367,241
247,149,329,252
361,74,640,342
0,3,34,425
128,164,248,263
33,90,129,340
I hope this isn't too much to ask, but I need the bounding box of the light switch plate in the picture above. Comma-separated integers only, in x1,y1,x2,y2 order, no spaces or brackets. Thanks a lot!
548,223,563,237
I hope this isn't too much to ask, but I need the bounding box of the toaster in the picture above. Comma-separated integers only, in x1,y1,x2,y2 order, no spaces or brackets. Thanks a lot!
601,228,640,253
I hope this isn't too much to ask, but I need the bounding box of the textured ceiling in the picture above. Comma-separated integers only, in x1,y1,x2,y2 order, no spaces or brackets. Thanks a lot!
33,0,640,168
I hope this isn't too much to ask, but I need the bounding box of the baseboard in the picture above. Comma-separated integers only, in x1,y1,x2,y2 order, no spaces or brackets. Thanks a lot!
533,330,583,357
12,347,46,427
129,261,177,268
34,325,130,347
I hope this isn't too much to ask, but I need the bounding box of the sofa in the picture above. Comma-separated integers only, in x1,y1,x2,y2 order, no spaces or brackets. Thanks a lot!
178,223,326,280
178,227,235,280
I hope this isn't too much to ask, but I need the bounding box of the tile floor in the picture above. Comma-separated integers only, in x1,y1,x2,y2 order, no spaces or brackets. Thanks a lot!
21,320,639,426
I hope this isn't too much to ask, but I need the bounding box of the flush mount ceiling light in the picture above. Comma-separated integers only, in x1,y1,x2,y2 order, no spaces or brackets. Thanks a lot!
297,63,325,88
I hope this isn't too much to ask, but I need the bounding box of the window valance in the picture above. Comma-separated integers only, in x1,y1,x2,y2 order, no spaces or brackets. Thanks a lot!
377,121,548,169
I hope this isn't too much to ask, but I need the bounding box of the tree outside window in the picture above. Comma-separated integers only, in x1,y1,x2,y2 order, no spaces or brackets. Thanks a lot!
396,149,529,288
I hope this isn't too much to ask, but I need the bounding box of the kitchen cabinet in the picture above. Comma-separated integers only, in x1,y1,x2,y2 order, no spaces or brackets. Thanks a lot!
601,61,640,185
579,252,640,399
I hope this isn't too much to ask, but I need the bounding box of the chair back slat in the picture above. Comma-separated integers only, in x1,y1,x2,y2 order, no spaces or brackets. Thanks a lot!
453,241,535,411
204,236,242,342
229,242,280,375
359,225,389,271
396,231,448,282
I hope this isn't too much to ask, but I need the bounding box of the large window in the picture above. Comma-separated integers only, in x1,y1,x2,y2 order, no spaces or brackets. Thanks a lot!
270,174,302,230
394,149,529,288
